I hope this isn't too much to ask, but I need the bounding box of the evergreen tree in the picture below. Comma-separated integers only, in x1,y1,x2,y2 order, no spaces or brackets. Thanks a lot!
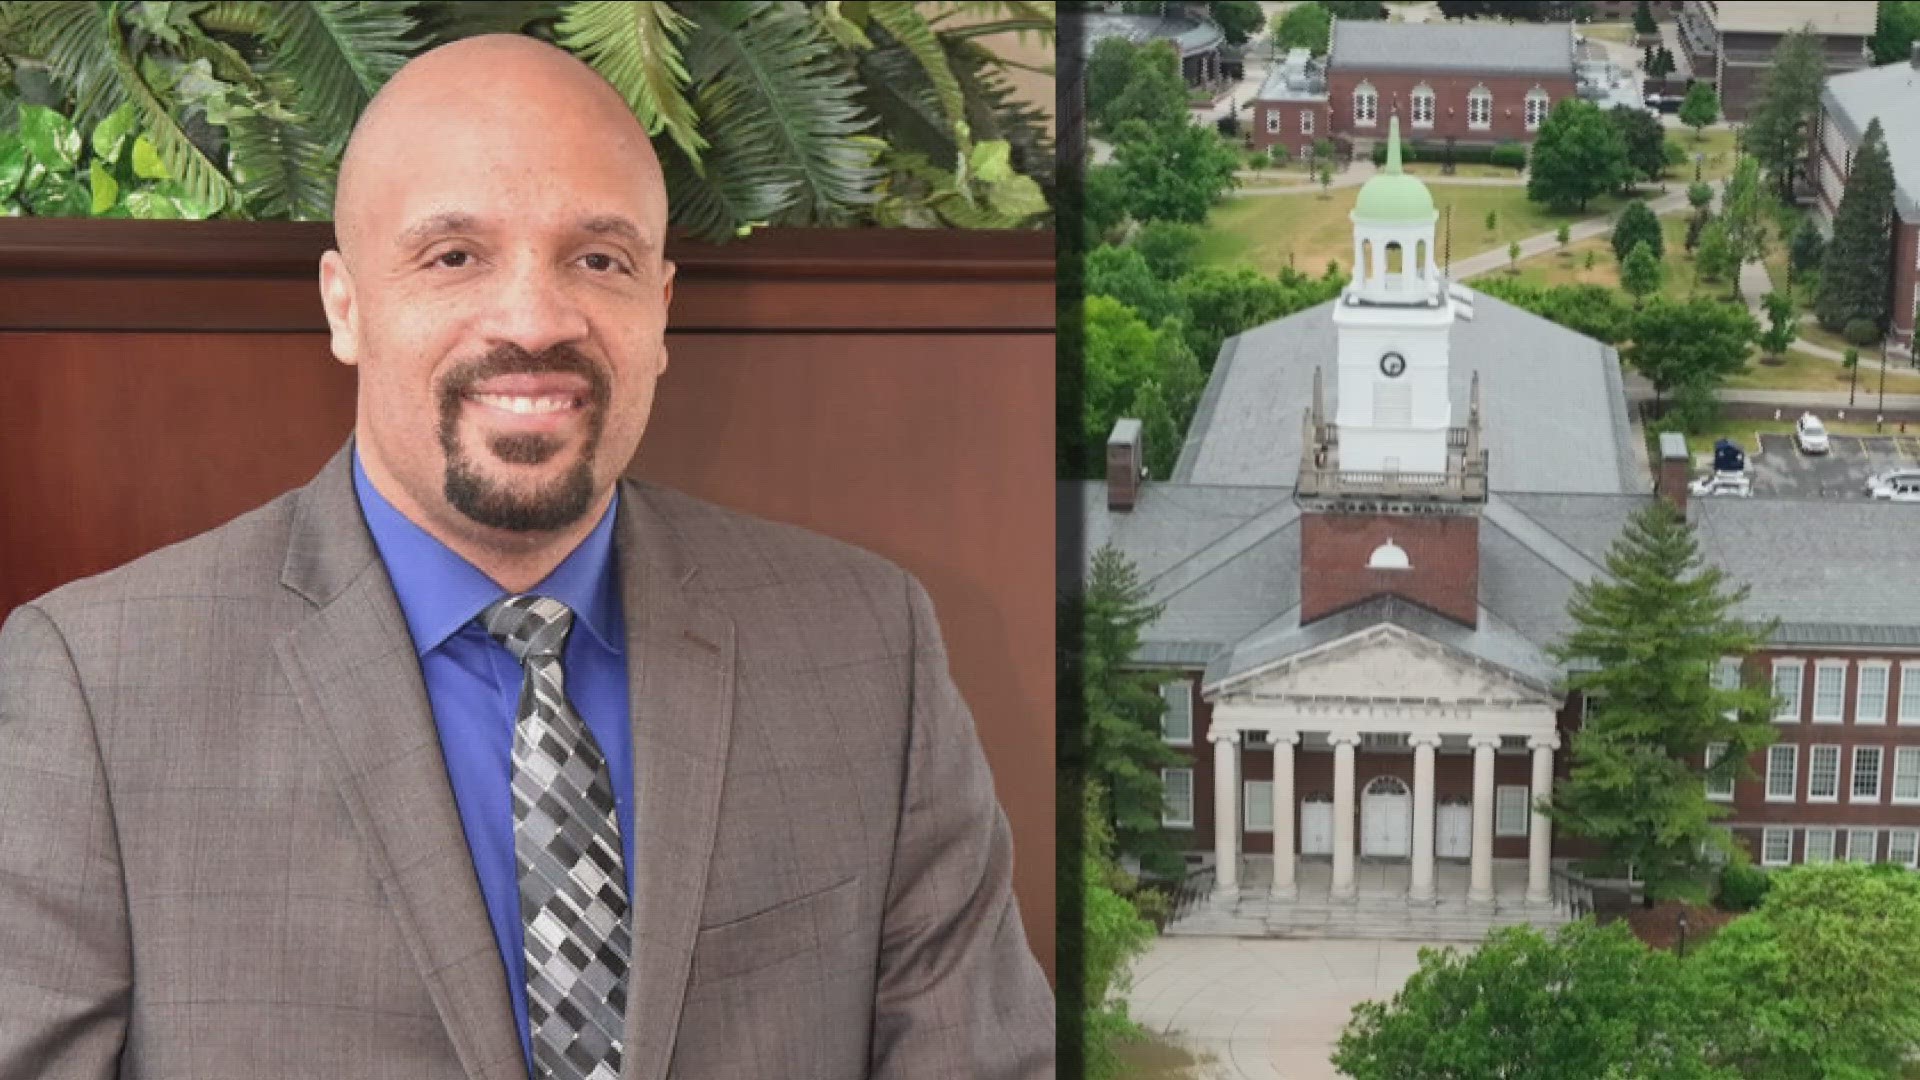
1870,0,1920,64
1743,29,1827,201
1787,217,1825,278
1621,240,1662,304
1611,199,1664,263
1528,99,1631,212
1816,118,1896,334
1075,546,1189,876
1633,0,1658,34
1678,82,1719,140
1546,501,1779,904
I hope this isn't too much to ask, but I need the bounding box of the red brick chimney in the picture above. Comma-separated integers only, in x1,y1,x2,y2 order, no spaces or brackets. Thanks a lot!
1299,508,1480,628
1107,418,1144,512
1655,430,1689,515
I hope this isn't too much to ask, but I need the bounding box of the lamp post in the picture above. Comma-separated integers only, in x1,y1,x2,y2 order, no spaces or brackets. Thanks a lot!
1881,332,1892,432
1677,910,1690,958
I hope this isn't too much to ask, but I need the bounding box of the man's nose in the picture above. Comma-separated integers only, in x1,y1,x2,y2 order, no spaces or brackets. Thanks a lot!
480,260,591,356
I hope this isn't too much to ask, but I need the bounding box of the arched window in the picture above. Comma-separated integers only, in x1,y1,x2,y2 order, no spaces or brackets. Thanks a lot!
1525,87,1550,131
1365,775,1410,797
1354,81,1378,127
1411,83,1435,129
1468,85,1492,130
1385,241,1404,280
1361,238,1375,280
1415,239,1428,277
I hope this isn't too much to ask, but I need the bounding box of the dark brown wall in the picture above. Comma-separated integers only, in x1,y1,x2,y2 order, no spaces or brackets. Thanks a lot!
0,221,1056,977
1299,510,1480,627
1327,70,1575,144
1252,101,1333,156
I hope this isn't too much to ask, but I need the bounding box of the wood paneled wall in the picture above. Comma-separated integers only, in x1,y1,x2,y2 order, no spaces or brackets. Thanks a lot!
0,222,1056,977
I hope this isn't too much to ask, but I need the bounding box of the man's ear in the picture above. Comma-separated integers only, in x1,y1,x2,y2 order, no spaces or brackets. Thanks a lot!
319,249,360,366
659,259,675,375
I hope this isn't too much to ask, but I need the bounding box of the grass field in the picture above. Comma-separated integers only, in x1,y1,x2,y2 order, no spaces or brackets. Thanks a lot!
1728,348,1920,396
1401,160,1524,180
1202,183,1635,277
1579,21,1636,44
1503,213,1716,298
1667,128,1739,183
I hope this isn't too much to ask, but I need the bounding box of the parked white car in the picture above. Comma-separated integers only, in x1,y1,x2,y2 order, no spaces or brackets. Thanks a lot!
1795,413,1830,455
1866,468,1920,495
1690,472,1752,498
1870,475,1920,502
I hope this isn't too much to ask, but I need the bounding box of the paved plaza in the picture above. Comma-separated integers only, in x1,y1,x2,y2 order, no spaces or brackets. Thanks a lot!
1126,936,1459,1080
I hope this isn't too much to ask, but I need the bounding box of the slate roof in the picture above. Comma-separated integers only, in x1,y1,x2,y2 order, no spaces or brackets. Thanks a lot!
1693,497,1920,646
1330,20,1576,77
1172,293,1646,496
1821,60,1920,222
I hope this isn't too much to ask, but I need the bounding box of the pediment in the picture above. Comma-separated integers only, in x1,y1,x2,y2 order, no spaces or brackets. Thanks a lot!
1214,623,1555,706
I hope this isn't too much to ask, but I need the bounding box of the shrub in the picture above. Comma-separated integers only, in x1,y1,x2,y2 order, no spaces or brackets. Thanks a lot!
1126,885,1174,929
1687,182,1713,209
1490,141,1529,171
1845,318,1882,347
1716,861,1771,912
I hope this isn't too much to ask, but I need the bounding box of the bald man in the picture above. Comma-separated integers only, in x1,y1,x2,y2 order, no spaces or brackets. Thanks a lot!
0,35,1053,1080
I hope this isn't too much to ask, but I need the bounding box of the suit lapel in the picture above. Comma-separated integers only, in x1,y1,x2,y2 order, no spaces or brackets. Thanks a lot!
273,443,528,1080
611,482,738,1080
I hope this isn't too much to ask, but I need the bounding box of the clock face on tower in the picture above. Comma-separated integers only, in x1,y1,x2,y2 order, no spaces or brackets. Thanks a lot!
1379,351,1407,378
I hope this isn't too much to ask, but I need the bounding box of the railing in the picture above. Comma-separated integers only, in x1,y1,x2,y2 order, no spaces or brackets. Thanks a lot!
1171,866,1217,923
1550,866,1641,923
1296,464,1487,501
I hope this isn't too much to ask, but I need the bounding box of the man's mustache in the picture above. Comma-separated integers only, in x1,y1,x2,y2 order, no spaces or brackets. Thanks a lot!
439,344,614,407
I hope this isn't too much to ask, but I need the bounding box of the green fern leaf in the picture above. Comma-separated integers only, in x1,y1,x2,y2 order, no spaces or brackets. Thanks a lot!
226,108,334,219
193,0,272,36
412,1,569,44
658,73,792,242
557,0,705,165
260,1,415,138
683,0,879,226
867,1,964,135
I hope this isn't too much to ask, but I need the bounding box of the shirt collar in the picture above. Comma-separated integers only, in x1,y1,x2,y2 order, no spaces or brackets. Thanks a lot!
351,445,623,657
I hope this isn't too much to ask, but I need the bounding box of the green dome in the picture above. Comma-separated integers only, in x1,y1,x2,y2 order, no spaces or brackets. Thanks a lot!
1353,117,1436,224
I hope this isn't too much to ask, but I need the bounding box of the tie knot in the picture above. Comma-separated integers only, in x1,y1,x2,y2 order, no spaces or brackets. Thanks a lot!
480,594,575,663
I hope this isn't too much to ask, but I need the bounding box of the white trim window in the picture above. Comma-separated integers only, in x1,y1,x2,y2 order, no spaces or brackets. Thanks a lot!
1773,659,1805,722
1805,826,1837,864
1244,780,1273,833
1890,828,1920,868
1161,681,1193,746
1901,662,1920,724
1808,744,1841,802
1812,661,1846,723
1858,662,1890,725
1266,109,1280,134
1848,827,1878,863
1524,88,1550,131
1852,745,1884,802
1354,81,1378,127
1766,744,1798,802
1162,767,1194,828
1300,109,1314,135
1762,826,1794,866
1467,85,1492,130
1411,83,1435,128
1714,656,1743,721
1495,785,1530,837
1704,743,1735,802
1895,746,1920,804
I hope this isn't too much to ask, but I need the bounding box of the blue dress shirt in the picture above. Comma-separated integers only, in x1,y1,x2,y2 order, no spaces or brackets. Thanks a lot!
351,450,633,1075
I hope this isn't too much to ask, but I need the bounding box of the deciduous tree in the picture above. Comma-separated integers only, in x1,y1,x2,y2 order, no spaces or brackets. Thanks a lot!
1095,41,1191,135
1870,0,1920,64
1679,82,1719,140
1621,240,1662,304
1133,219,1206,280
1758,290,1798,357
1207,0,1266,46
1625,297,1760,402
1110,118,1242,223
1272,1,1332,55
1611,104,1668,186
1612,198,1664,263
1528,99,1630,212
1087,244,1188,327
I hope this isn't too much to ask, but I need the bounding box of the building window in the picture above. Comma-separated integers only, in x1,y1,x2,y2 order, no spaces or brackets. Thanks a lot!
1354,81,1377,127
1890,828,1919,868
1161,681,1193,745
1858,662,1890,725
1901,662,1920,724
1714,656,1743,720
1244,780,1273,832
1773,659,1804,722
1411,83,1434,128
1762,826,1793,866
1848,828,1878,863
1266,109,1280,134
1808,744,1841,802
1812,661,1846,722
1805,826,1837,864
1705,743,1735,801
1163,767,1194,827
1468,85,1492,130
1853,745,1884,802
1301,110,1314,135
1496,785,1530,837
1361,732,1409,751
1895,747,1920,803
1766,744,1798,802
1524,88,1550,131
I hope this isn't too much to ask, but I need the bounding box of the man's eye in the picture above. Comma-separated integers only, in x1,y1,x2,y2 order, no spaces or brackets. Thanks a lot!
432,250,470,269
581,252,627,273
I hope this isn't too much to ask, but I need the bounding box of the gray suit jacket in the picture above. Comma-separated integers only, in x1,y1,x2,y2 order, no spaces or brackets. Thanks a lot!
0,442,1053,1080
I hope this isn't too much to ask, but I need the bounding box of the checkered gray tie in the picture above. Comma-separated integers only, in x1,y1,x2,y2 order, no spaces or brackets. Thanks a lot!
481,595,629,1080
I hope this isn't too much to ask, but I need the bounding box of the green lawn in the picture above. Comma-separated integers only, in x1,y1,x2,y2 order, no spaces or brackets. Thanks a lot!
1504,213,1713,299
1666,128,1739,183
1203,183,1636,277
1401,160,1524,180
1578,21,1636,44
1727,348,1920,396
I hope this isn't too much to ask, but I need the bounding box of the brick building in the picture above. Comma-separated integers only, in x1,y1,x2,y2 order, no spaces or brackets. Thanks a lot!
1065,124,1920,932
1251,20,1631,161
1811,52,1920,354
1675,0,1876,120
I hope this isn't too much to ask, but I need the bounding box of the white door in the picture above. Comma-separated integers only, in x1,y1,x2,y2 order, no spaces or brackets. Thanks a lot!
1301,798,1333,856
1437,801,1472,858
1362,776,1411,858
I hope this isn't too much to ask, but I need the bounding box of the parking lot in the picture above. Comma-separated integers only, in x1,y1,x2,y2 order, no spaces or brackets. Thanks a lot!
1736,433,1920,498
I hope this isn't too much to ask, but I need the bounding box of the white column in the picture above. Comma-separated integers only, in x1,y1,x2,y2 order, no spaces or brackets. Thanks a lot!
1331,734,1360,900
1212,729,1241,899
1469,735,1499,905
1527,734,1560,905
1272,732,1300,899
1409,734,1442,903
